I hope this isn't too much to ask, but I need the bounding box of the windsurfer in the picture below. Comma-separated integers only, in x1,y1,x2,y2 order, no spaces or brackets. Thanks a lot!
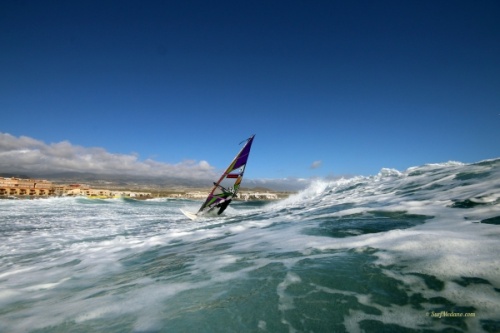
215,199,232,215
213,182,233,195
180,134,254,219
211,182,234,215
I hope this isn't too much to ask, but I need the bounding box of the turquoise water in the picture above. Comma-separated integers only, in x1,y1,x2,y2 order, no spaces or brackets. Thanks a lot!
1,159,500,332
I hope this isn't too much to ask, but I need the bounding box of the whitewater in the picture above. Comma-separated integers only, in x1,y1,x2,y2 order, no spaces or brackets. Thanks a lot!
1,159,499,332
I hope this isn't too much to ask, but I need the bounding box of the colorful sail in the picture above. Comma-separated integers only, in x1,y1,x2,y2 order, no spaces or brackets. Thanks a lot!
197,134,255,216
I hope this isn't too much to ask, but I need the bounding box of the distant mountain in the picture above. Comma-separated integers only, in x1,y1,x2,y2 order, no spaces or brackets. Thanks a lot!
0,173,32,179
18,171,215,188
240,186,274,192
243,178,311,191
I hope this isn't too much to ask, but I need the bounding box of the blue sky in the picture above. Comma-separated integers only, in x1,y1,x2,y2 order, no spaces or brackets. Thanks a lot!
1,1,499,184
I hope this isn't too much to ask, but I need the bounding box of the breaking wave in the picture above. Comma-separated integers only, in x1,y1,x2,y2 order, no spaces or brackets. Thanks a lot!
0,158,499,332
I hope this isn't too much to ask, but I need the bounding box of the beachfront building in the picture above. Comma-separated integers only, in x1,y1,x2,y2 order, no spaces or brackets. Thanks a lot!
237,191,278,200
0,177,55,196
62,184,91,196
0,177,151,199
63,185,151,198
185,191,209,199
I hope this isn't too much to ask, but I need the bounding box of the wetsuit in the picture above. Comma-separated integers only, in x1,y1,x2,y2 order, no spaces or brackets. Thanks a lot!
212,182,233,214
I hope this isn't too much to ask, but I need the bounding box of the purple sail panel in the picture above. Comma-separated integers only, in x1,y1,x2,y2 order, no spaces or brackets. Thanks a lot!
231,136,254,170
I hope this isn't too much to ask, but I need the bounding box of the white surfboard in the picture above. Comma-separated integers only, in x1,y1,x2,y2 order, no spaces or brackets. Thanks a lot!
180,209,198,220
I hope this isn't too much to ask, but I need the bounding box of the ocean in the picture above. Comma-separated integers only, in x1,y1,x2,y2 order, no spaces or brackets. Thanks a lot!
1,159,499,333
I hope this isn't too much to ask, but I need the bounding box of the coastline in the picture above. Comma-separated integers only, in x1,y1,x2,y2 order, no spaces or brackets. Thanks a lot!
0,187,292,201
0,176,293,201
154,187,293,200
0,192,291,201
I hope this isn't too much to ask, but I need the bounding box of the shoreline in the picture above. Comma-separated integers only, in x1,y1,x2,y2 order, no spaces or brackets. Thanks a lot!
0,188,293,201
1,177,293,201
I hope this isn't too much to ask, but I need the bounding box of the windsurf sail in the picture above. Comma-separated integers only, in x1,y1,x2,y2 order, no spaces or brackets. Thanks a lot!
196,134,255,216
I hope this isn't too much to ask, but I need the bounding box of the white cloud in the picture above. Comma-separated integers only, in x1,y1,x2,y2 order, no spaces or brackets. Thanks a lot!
0,133,320,190
310,160,322,169
0,132,217,180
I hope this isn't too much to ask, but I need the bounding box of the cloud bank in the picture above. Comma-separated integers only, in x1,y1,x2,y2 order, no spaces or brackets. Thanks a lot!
0,133,316,190
0,133,217,181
